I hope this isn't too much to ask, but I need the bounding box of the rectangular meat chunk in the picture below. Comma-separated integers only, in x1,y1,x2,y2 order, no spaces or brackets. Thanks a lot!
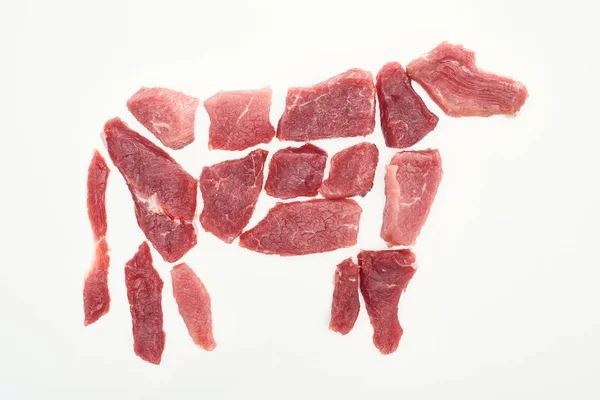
277,69,376,141
381,149,442,246
83,150,111,326
320,142,378,199
204,87,276,151
329,258,360,335
127,87,199,149
171,263,216,351
104,118,197,262
239,199,362,256
200,149,268,243
358,250,416,355
376,62,439,148
125,242,165,365
406,42,528,117
265,143,327,199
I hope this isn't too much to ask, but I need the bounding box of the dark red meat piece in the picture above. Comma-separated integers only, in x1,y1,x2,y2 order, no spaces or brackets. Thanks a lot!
358,249,416,355
239,199,362,256
104,118,197,262
125,242,165,365
204,87,276,151
127,87,199,149
406,42,528,117
329,258,360,335
376,62,439,148
87,150,110,241
171,263,216,351
277,69,376,141
200,149,268,243
265,143,328,199
320,142,378,199
381,149,443,246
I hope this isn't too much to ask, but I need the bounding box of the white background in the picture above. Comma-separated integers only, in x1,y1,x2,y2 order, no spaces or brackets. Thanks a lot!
1,0,599,398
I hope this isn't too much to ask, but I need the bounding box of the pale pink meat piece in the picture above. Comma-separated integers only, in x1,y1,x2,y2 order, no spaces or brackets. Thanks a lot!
127,87,199,149
406,42,528,117
329,258,360,335
320,142,378,199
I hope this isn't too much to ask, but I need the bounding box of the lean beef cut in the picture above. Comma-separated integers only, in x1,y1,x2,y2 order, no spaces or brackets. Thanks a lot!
329,258,360,335
320,142,378,199
125,242,165,365
127,87,199,149
381,149,442,247
103,118,197,262
171,263,216,351
265,143,328,199
406,42,528,117
199,149,268,243
239,199,362,256
277,69,376,141
376,62,439,148
83,150,111,326
204,87,276,151
358,249,416,355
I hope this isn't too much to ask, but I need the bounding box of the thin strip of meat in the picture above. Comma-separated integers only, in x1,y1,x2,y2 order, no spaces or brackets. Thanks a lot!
329,258,360,335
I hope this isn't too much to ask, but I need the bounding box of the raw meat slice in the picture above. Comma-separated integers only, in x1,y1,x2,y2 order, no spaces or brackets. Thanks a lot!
376,62,439,148
329,258,360,335
104,118,197,262
239,199,362,256
277,69,376,141
381,149,443,246
265,143,328,199
358,249,416,355
125,242,165,365
199,149,268,243
83,150,111,326
381,149,442,246
204,87,276,151
127,87,199,149
83,237,110,326
406,42,528,117
171,263,216,351
320,142,378,199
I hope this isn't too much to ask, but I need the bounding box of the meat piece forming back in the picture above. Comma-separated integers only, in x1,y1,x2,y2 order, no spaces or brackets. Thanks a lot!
381,149,443,246
265,143,328,199
329,258,360,335
104,118,197,262
358,250,416,355
171,263,216,351
200,149,268,243
320,142,378,199
406,42,528,117
83,150,111,326
277,69,376,141
204,87,276,151
125,242,165,365
376,62,439,148
127,87,199,149
239,199,362,256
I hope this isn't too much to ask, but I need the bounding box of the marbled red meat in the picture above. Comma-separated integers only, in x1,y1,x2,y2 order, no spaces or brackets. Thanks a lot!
171,263,216,351
277,69,376,141
358,249,416,355
125,242,165,365
127,87,199,149
83,150,111,326
104,118,197,262
329,258,360,335
381,149,443,246
200,149,268,243
406,42,528,117
320,142,378,199
376,62,439,148
265,143,328,199
239,199,362,256
204,87,276,151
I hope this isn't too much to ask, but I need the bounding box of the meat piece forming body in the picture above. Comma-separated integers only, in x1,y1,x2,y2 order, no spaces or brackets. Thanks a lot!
320,142,378,199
